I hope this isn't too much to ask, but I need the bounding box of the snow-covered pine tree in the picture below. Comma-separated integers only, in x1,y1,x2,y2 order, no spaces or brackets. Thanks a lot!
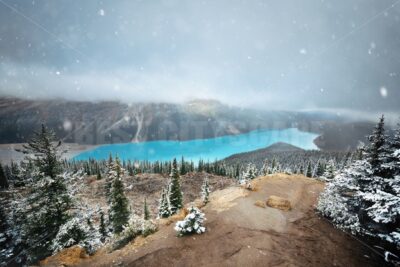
201,176,211,205
99,209,108,240
305,162,313,177
143,198,150,220
261,160,269,175
10,160,24,187
364,115,391,177
168,158,183,215
318,116,400,251
106,156,124,203
0,198,18,266
321,159,335,181
174,206,206,236
109,176,130,234
157,187,171,218
17,124,72,263
388,121,400,175
0,163,9,189
242,163,258,180
314,160,325,177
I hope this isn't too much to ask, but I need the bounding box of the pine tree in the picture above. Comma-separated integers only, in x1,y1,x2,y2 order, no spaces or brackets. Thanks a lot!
201,176,211,205
143,198,150,220
99,209,108,239
168,158,183,215
174,206,206,236
306,162,313,177
318,116,400,250
315,160,325,177
158,187,171,218
97,169,102,180
0,163,9,189
106,156,124,203
242,163,258,180
18,125,72,263
109,176,130,234
388,121,400,175
321,160,335,180
364,115,390,176
180,156,186,175
21,124,62,179
261,160,269,175
10,160,24,187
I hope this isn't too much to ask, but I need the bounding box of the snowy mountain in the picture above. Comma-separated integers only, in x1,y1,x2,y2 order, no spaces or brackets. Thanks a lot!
0,97,375,151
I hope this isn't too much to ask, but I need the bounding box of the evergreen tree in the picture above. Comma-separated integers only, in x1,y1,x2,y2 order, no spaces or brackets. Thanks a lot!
143,198,150,220
10,160,24,187
315,160,325,177
321,160,335,181
201,176,211,205
99,209,108,240
158,187,171,218
388,121,400,175
21,124,62,178
364,115,390,176
318,116,400,252
0,163,9,189
242,163,258,180
174,206,206,236
109,176,130,234
261,160,269,175
96,168,102,180
18,125,72,263
306,162,313,177
180,156,186,175
168,158,183,215
106,156,124,203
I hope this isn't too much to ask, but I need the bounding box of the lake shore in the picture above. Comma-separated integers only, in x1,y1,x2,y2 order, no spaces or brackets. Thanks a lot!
0,143,99,164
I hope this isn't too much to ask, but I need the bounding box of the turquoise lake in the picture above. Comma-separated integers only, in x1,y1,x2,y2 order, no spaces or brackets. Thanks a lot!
73,128,319,162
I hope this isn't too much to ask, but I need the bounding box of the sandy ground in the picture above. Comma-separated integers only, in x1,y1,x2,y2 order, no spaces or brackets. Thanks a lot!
0,143,97,164
70,174,387,267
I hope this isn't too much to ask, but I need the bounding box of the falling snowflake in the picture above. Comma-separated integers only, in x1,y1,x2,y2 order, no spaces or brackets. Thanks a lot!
380,87,388,98
299,48,307,55
63,120,72,131
368,42,376,55
98,9,105,16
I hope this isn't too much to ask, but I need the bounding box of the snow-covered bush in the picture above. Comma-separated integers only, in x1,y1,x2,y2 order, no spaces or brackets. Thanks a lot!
200,176,211,204
242,163,258,180
51,218,87,254
317,170,361,234
50,212,104,256
320,159,336,181
111,215,157,250
174,206,206,236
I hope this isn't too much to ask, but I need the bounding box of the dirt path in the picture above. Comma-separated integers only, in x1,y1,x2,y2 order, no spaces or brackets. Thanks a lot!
77,174,386,267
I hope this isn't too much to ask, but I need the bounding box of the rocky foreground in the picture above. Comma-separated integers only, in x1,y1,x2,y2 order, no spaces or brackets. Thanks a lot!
41,174,388,267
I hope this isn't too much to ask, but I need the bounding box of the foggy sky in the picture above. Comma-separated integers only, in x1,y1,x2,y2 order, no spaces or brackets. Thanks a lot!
0,0,400,112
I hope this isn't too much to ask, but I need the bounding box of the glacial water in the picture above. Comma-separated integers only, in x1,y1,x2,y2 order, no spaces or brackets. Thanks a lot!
73,128,319,162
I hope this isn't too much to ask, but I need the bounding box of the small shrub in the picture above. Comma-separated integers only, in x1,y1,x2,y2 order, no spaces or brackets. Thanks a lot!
174,206,206,236
111,215,157,250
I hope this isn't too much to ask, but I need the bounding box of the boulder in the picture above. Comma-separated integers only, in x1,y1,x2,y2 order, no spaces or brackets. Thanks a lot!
266,195,291,211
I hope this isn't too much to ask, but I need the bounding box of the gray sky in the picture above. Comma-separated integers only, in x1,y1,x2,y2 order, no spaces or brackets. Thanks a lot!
0,0,400,112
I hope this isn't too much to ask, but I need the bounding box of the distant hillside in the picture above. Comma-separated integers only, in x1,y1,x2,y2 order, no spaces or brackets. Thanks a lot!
0,97,374,150
224,142,303,162
221,142,349,171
